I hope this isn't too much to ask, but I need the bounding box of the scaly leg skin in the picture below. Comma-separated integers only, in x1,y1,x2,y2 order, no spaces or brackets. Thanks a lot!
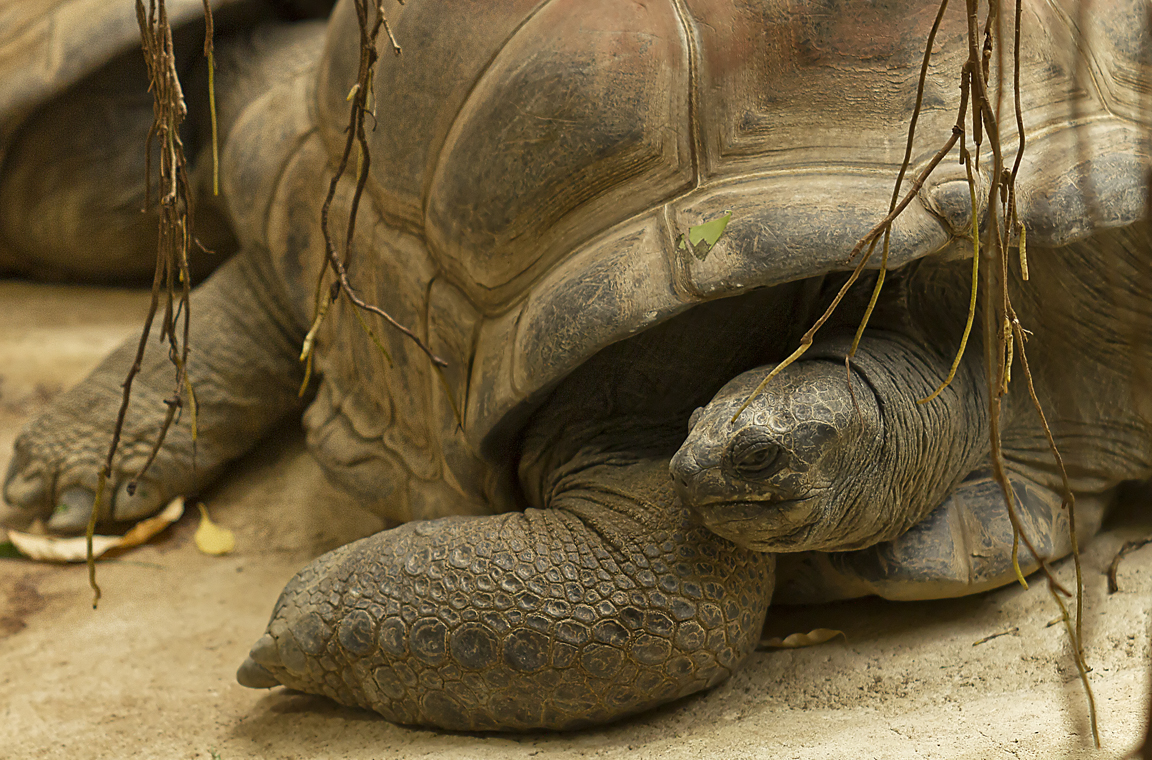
2,249,305,532
774,470,1110,604
237,456,774,731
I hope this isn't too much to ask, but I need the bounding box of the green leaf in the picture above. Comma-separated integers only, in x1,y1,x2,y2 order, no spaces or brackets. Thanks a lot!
0,542,23,559
677,211,732,261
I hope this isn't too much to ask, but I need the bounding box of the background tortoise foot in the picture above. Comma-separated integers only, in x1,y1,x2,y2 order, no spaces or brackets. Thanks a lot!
2,358,191,532
2,252,307,533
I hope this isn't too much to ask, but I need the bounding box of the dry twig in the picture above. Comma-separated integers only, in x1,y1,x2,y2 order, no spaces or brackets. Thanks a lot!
301,0,448,384
1107,538,1152,594
87,0,212,607
736,0,1100,744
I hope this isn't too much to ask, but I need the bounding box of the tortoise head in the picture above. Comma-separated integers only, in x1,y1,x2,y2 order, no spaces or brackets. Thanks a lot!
670,360,884,553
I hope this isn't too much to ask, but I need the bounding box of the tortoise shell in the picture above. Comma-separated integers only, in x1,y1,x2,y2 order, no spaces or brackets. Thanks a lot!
0,0,250,149
221,0,1150,522
312,0,1148,454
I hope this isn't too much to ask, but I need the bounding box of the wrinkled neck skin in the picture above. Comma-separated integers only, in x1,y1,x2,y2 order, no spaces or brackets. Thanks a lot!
673,328,991,554
807,332,991,551
520,414,689,542
1003,223,1152,493
518,282,815,513
672,255,997,555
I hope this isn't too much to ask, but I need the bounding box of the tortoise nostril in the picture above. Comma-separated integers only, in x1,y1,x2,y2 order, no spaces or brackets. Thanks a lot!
669,447,700,485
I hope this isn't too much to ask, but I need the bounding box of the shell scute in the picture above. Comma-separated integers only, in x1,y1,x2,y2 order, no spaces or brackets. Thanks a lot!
684,0,969,178
508,214,679,406
425,0,692,304
319,0,547,229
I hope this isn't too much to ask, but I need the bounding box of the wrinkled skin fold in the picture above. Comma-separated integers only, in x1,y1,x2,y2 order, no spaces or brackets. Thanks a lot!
671,254,990,556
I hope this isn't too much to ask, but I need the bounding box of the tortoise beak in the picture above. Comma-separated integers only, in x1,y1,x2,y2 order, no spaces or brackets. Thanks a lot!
670,445,762,516
671,443,827,552
669,445,712,504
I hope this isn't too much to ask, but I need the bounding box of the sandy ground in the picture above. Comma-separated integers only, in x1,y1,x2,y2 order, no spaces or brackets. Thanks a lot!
0,279,1150,760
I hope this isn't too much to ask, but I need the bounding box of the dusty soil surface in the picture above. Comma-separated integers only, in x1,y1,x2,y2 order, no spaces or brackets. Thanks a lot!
0,280,1150,760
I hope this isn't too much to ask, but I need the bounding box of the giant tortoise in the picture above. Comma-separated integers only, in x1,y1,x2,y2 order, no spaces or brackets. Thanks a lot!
0,0,335,282
3,0,1151,732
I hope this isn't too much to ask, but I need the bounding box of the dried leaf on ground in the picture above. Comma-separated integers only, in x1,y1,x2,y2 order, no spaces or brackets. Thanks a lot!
760,628,846,650
193,503,234,555
6,497,185,562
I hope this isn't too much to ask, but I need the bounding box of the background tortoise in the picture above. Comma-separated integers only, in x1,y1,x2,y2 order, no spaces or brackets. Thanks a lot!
3,0,1151,732
0,0,335,283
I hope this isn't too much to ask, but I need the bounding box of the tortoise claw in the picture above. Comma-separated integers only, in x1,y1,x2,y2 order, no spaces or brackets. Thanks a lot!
237,643,282,689
44,487,95,533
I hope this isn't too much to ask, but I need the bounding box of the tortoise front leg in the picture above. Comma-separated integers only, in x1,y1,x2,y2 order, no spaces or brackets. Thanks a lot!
237,457,773,731
2,248,306,530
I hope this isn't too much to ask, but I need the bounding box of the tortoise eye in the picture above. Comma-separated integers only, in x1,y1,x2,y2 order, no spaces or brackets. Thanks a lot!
733,444,783,477
728,430,786,478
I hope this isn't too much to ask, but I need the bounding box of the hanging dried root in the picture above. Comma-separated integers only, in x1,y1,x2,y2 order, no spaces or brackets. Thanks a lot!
201,0,219,197
738,0,1100,744
300,0,450,395
952,0,1096,742
961,0,1096,743
731,19,968,424
919,145,981,404
86,0,215,606
850,0,952,361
